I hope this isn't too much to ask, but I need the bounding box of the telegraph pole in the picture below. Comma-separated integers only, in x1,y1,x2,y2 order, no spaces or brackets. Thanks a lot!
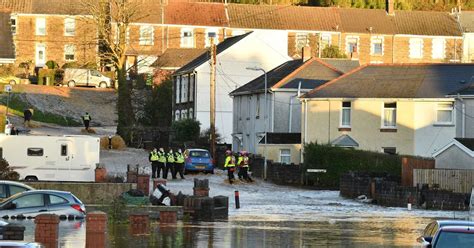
209,35,217,162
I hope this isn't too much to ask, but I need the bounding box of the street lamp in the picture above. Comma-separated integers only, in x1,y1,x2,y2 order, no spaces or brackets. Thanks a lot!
246,66,268,180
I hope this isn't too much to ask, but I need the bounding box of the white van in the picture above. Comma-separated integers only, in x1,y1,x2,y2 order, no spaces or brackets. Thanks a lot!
0,134,100,182
63,68,113,88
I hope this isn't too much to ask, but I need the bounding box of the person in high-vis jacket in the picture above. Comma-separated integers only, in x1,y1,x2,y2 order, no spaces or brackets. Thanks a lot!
224,150,236,184
157,148,167,178
241,151,253,182
82,112,91,130
164,148,175,179
149,148,159,179
173,149,185,179
237,151,244,180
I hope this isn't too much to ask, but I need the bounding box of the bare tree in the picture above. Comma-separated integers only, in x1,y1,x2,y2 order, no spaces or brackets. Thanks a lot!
81,0,150,143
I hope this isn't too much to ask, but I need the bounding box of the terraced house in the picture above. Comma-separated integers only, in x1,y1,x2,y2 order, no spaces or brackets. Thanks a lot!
0,0,466,70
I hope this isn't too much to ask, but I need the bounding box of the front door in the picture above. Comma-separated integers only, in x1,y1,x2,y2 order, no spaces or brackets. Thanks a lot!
57,141,73,180
35,43,46,67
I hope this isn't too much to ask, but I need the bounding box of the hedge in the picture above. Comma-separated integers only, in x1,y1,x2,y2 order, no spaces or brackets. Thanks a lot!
303,143,401,188
38,69,56,86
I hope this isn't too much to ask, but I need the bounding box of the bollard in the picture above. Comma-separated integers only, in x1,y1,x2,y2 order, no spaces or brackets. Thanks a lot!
35,214,60,248
235,190,240,209
108,135,112,149
86,211,107,248
407,203,412,210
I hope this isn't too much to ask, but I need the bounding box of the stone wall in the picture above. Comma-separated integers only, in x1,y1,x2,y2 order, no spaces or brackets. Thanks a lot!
250,157,302,186
27,182,136,204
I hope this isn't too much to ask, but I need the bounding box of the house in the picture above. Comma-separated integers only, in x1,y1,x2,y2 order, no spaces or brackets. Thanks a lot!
230,49,357,161
150,48,206,85
300,63,474,158
257,133,302,165
458,11,474,62
433,138,474,170
0,11,15,64
172,30,291,144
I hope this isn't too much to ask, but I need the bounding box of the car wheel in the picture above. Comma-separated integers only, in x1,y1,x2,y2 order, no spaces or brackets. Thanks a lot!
68,80,75,87
99,82,107,88
24,176,38,182
9,80,16,85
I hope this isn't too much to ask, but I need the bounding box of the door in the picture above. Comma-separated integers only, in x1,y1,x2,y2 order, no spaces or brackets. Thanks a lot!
35,43,46,67
90,70,102,86
57,141,73,180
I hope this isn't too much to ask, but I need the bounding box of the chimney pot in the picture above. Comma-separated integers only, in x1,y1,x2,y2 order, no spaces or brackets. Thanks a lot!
386,0,394,15
302,46,311,62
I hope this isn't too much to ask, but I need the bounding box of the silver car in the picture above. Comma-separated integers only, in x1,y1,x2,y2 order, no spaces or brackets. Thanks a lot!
0,181,34,202
0,242,44,247
0,190,85,219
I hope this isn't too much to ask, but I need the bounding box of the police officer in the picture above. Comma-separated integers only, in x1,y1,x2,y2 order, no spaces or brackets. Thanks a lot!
173,149,185,179
149,148,159,178
82,112,91,130
224,150,236,184
164,148,175,179
157,148,166,179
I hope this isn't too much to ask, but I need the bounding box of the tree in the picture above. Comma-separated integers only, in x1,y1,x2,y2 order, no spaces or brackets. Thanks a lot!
0,159,19,180
81,0,149,143
142,78,173,127
321,45,347,59
171,119,201,143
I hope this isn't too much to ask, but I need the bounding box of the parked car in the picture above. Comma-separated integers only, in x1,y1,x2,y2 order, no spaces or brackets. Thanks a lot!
0,181,34,202
184,149,214,174
0,76,21,85
0,242,44,248
428,225,474,247
0,190,85,218
418,220,474,246
63,68,112,88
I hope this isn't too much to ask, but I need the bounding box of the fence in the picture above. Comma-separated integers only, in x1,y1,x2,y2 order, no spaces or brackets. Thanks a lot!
401,156,435,186
413,169,474,194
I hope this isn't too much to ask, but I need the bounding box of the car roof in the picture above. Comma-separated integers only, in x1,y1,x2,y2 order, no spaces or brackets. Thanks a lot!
0,180,35,190
186,149,210,152
439,225,474,233
437,220,474,227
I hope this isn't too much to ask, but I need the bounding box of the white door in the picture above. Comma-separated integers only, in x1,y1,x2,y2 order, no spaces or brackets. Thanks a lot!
57,141,73,180
35,44,46,67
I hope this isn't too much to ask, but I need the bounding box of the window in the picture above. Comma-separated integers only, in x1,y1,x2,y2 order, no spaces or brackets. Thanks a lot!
175,110,180,121
139,25,154,46
175,77,181,104
432,38,446,59
49,195,68,205
279,149,291,164
382,102,397,128
181,28,194,48
36,17,46,36
9,186,28,196
383,147,397,155
295,33,309,51
346,36,359,53
321,33,331,48
35,43,46,66
205,28,218,47
12,194,44,208
10,16,17,35
61,144,68,156
256,95,260,118
341,102,351,127
64,17,75,36
0,185,5,199
91,70,101,77
371,36,383,56
181,75,188,103
27,148,44,156
181,109,188,119
189,75,194,102
189,108,194,119
436,103,454,124
64,45,75,61
409,38,423,59
114,25,130,45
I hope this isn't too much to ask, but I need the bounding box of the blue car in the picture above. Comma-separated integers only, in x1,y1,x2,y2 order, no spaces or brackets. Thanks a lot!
184,149,214,174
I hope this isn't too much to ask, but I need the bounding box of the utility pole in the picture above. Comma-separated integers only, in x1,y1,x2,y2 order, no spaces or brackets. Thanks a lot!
209,35,217,162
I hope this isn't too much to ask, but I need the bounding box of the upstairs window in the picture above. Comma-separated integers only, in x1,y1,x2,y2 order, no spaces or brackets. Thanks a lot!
409,38,423,59
205,29,218,47
432,38,446,59
346,36,359,54
256,95,260,118
10,16,17,35
189,75,195,102
181,75,188,103
139,25,154,46
36,17,46,36
114,25,130,45
181,28,194,48
64,17,75,36
382,102,397,128
341,101,351,127
321,33,331,49
371,36,383,56
175,77,181,104
64,45,75,61
295,33,309,51
436,102,454,124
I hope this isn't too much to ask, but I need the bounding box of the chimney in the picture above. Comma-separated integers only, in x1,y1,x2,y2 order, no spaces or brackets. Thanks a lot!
302,46,311,62
386,0,394,15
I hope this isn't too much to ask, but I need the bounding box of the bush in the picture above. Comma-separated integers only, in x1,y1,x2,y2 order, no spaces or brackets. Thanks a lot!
321,45,347,59
171,119,200,143
0,158,20,180
62,62,78,69
46,60,59,69
38,69,56,85
303,143,401,188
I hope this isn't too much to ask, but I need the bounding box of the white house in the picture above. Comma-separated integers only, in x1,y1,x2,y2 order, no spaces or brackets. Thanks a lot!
458,11,474,63
172,30,291,143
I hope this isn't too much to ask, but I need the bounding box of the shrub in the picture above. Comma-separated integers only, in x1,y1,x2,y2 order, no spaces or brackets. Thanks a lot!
171,119,200,143
0,158,20,180
62,62,78,69
46,60,59,69
321,45,347,59
38,69,56,86
303,143,401,188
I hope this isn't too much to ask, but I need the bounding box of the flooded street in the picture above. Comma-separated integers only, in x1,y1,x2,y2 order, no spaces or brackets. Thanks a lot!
11,172,469,247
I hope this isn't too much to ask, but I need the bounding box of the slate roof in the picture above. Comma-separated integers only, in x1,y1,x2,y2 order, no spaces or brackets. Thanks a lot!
320,59,360,73
0,11,15,61
151,48,207,69
164,2,227,26
455,138,474,152
230,58,343,96
459,11,474,32
338,8,395,34
174,32,252,74
393,10,462,36
259,133,301,144
451,84,474,96
303,64,474,99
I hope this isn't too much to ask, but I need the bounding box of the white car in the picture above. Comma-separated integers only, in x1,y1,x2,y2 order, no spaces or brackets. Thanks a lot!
0,181,34,202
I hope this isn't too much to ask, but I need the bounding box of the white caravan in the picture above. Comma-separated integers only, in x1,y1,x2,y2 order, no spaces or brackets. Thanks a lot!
0,134,99,182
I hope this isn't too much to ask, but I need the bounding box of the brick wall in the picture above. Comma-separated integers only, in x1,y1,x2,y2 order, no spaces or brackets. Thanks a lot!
250,157,302,186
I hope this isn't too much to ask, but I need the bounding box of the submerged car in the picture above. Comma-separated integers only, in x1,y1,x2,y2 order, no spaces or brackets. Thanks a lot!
0,190,85,218
0,181,34,201
184,149,214,174
418,220,474,246
429,226,474,247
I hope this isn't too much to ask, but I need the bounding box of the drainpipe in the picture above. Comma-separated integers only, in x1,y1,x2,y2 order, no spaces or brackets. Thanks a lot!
271,92,275,132
302,99,308,163
457,94,465,138
327,99,331,144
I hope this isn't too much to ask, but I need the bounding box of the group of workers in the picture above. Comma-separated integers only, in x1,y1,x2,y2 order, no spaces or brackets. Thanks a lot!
224,150,253,184
149,148,185,180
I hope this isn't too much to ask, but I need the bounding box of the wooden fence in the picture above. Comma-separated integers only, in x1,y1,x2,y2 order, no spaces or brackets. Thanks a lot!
401,156,435,186
413,169,474,193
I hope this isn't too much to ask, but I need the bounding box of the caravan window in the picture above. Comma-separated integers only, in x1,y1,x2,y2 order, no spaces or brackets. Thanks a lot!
27,148,43,156
61,145,68,156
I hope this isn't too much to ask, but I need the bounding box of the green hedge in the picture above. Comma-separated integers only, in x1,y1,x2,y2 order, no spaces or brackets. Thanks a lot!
303,143,401,188
38,69,56,86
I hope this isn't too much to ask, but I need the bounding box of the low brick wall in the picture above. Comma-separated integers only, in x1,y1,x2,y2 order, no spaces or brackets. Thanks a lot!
340,172,470,211
86,205,183,220
250,157,302,186
27,182,136,204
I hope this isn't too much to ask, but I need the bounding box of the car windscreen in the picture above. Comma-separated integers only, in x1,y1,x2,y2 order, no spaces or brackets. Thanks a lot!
436,231,474,247
189,151,210,158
